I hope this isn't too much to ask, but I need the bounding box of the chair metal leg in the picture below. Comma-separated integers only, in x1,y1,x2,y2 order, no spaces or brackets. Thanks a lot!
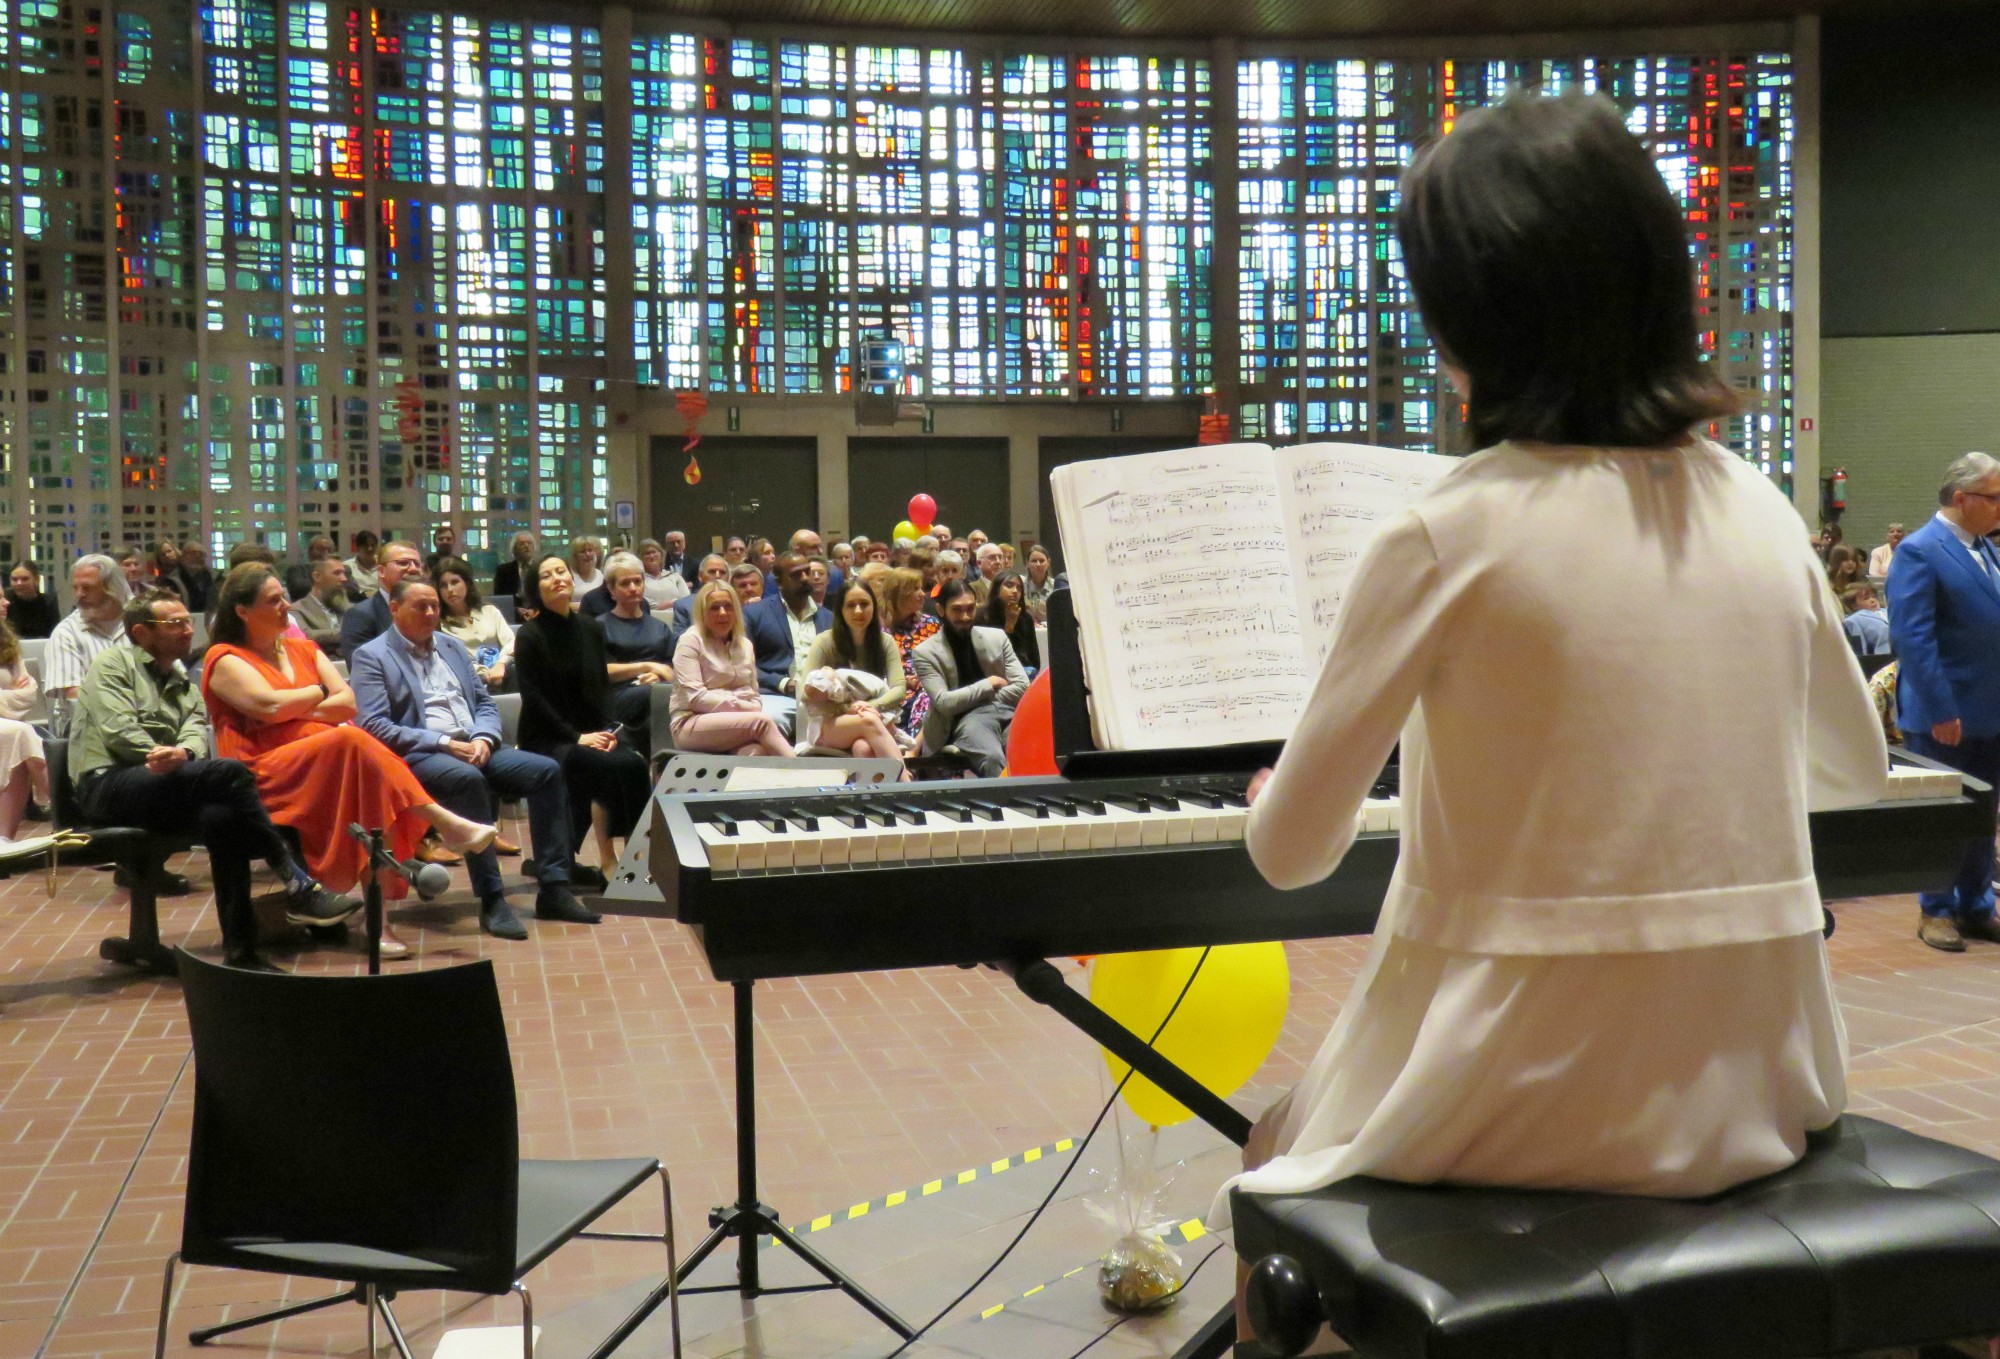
514,1282,534,1359
187,1282,364,1344
375,1294,418,1359
154,1254,179,1359
660,1167,681,1359
366,1283,378,1355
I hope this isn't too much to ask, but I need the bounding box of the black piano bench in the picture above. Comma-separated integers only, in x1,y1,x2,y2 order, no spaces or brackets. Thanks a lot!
1232,1116,2000,1359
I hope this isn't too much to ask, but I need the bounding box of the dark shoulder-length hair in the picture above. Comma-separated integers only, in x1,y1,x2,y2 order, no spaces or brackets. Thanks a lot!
433,554,483,615
209,563,278,647
828,580,892,676
1396,92,1738,451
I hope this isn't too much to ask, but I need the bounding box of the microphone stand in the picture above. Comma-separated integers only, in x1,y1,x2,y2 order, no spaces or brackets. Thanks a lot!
345,823,387,976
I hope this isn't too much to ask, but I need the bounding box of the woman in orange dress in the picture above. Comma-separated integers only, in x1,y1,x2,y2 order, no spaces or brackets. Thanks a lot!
201,564,497,955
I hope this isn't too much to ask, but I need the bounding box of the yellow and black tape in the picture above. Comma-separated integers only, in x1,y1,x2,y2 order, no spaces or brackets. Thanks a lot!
768,1137,1079,1247
974,1218,1210,1321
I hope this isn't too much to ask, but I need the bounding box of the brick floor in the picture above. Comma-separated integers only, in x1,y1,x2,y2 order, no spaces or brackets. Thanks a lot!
2,827,1996,1359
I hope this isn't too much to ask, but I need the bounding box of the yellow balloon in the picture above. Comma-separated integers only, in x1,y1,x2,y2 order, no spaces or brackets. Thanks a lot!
894,519,919,544
1090,944,1290,1129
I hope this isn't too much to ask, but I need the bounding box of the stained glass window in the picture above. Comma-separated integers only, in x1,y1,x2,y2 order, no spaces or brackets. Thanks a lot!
0,8,1798,562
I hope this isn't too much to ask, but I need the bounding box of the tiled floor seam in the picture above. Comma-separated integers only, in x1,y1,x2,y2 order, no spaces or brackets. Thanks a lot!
33,1047,190,1359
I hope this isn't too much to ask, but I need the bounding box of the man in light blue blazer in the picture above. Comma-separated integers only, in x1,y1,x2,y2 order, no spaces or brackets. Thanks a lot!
1889,451,2000,951
350,576,596,941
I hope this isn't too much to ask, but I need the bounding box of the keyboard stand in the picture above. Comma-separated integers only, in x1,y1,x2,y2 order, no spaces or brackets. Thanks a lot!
584,980,915,1359
1001,957,1249,1359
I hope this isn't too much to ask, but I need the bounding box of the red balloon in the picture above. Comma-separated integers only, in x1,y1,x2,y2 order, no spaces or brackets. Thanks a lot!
908,493,937,527
1005,669,1058,777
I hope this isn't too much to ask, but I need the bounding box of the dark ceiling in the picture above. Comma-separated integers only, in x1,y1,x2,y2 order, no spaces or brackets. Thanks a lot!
629,0,1994,41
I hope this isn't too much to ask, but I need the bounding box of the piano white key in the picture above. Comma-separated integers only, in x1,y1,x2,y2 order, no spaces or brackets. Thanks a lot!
1188,805,1223,843
695,822,741,874
996,809,1046,855
1136,806,1172,847
900,816,935,862
728,820,775,872
1362,797,1400,834
1160,806,1198,846
1215,807,1248,841
761,825,795,870
921,811,965,860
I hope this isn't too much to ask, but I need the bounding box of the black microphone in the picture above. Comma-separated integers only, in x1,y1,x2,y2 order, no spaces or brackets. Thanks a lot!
346,824,452,901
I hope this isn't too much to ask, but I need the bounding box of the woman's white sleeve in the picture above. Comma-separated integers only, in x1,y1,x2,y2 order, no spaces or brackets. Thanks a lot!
1245,511,1453,891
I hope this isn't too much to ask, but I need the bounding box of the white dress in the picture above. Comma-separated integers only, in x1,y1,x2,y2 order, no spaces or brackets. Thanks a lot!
1212,440,1887,1223
0,661,46,785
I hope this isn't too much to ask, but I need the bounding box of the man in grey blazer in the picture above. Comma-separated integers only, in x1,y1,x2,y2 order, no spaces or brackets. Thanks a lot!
912,579,1027,777
349,576,597,940
289,556,352,656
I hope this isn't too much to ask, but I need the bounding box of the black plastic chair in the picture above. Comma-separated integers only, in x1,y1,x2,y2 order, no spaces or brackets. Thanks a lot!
47,737,192,973
157,951,679,1359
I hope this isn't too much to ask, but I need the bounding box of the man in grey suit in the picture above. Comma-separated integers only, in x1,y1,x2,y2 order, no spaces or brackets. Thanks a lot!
289,556,352,656
912,579,1027,778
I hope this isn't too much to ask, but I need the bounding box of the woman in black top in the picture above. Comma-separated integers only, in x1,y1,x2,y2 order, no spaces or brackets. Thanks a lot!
977,569,1040,675
3,562,59,639
513,554,651,876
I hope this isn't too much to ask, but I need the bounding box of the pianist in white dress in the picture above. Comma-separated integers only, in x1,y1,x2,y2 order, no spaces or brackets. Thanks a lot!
1213,94,1888,1226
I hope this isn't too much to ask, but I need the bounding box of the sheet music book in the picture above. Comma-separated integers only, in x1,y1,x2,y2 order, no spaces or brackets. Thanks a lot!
1049,441,1458,752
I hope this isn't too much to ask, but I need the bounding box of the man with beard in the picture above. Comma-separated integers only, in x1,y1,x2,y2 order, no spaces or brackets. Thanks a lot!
71,590,361,969
911,578,1027,777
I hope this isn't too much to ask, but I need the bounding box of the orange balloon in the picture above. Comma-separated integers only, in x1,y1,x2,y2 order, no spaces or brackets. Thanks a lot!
1006,669,1057,777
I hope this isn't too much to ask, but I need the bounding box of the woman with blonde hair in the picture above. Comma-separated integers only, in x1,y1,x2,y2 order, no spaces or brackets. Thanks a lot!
0,617,50,847
567,536,605,596
202,565,498,955
669,581,793,756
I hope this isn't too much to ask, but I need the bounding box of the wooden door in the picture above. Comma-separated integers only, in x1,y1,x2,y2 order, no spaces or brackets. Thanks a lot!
846,438,1009,546
650,436,819,558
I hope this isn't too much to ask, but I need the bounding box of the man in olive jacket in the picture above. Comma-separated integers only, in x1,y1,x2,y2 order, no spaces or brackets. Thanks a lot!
70,589,357,970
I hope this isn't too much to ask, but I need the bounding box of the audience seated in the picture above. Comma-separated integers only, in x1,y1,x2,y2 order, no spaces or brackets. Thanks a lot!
113,546,148,596
350,576,596,941
1826,544,1865,594
344,529,383,597
288,555,352,656
639,538,691,609
722,535,750,571
1843,583,1892,655
1023,543,1059,621
493,530,537,609
435,556,515,691
283,535,338,601
876,567,940,742
5,560,59,639
337,539,424,657
669,554,731,648
768,530,845,601
668,582,794,757
978,569,1040,675
800,581,906,766
202,564,497,958
971,542,1005,604
659,529,690,584
72,589,359,970
151,541,185,598
0,618,50,848
513,555,650,878
927,550,966,615
423,525,459,581
1870,523,1904,581
830,541,854,573
599,552,674,752
912,579,1026,777
45,554,132,701
744,552,833,739
170,541,214,614
568,536,606,598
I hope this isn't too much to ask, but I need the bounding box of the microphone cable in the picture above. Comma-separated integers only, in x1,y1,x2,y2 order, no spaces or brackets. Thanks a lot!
883,946,1216,1358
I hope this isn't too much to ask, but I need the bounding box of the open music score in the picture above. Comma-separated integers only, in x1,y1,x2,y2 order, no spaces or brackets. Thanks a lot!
1051,440,1458,751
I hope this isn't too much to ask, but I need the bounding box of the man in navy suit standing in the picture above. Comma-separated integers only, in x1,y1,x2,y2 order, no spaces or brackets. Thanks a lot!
1890,451,2000,951
743,552,833,740
350,576,598,940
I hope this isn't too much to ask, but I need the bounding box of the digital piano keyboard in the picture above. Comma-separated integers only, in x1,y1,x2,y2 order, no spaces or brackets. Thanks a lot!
609,751,1993,983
